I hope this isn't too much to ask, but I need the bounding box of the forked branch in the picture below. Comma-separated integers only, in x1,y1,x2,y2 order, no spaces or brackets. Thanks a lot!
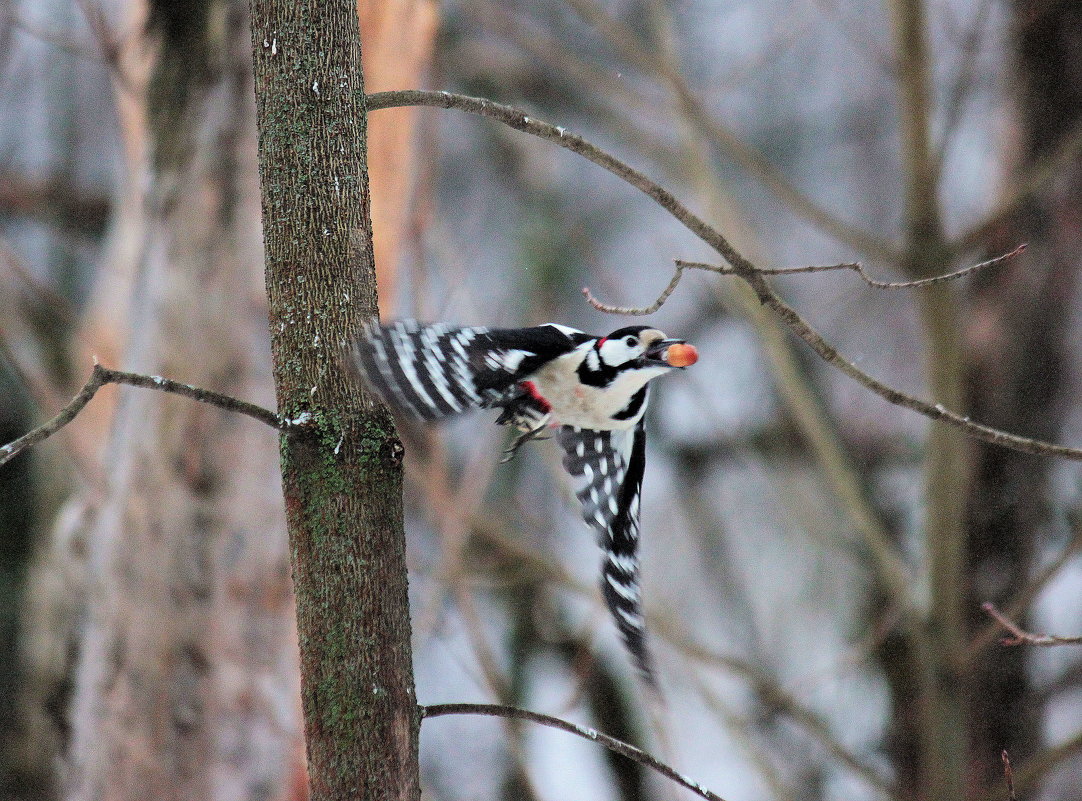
982,602,1082,647
582,245,1026,315
421,702,731,801
1002,750,1017,801
368,89,1082,461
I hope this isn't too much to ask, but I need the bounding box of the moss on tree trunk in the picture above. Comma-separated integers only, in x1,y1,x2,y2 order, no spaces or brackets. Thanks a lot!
247,2,420,798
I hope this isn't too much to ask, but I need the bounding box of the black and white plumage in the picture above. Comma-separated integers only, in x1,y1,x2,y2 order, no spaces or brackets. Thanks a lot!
348,319,695,684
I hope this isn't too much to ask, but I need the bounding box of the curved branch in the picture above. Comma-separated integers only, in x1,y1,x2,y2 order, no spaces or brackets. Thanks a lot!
368,89,1082,461
0,364,109,467
367,89,743,270
0,363,295,468
421,702,731,801
981,603,1082,647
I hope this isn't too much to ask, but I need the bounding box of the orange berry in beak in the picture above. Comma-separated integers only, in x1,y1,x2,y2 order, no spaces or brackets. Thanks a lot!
665,343,698,367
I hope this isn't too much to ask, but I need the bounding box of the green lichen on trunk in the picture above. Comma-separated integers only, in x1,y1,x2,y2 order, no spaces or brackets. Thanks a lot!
247,2,420,799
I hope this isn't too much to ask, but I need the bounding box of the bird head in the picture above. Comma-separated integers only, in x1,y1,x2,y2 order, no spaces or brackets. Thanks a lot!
596,326,698,369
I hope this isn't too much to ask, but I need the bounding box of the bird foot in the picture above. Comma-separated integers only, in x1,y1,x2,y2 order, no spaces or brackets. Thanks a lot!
500,424,549,463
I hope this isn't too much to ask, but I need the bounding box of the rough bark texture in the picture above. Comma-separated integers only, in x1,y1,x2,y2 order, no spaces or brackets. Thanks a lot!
962,2,1082,795
248,2,421,800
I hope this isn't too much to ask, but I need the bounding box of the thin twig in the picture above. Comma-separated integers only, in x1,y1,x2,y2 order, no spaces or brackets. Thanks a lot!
0,363,296,468
981,602,1082,647
680,244,1024,290
582,245,1025,315
368,89,1082,462
421,702,731,801
966,530,1082,662
1010,729,1082,797
1002,750,1016,801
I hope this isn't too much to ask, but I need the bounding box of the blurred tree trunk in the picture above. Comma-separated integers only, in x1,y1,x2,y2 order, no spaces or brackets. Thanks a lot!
885,4,970,799
249,1,420,799
962,3,1082,796
59,2,306,800
358,0,437,312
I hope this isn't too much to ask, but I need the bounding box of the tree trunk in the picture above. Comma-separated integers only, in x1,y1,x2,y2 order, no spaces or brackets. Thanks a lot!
886,4,970,798
63,3,305,800
248,2,421,799
358,0,438,311
963,3,1082,795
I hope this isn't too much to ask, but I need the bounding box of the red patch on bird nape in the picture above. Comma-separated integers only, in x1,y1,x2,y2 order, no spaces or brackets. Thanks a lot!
596,337,608,348
522,380,552,412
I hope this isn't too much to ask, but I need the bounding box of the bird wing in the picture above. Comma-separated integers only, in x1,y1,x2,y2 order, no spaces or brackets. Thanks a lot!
348,320,585,421
556,420,655,684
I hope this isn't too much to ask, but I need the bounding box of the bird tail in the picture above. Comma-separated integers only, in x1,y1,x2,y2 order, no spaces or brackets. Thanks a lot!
600,554,657,688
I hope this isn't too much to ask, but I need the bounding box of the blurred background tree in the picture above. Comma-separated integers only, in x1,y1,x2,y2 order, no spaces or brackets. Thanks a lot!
1,1,1081,800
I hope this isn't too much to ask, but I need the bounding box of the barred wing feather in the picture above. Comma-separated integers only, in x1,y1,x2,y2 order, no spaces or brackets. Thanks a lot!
348,320,583,420
556,420,654,685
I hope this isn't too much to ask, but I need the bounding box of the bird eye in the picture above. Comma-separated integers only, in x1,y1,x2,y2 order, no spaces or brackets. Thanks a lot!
624,336,638,347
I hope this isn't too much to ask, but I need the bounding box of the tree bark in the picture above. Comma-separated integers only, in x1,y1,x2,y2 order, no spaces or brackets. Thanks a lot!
963,3,1082,795
248,2,420,800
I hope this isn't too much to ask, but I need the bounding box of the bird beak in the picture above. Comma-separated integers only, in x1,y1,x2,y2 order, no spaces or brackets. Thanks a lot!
644,338,687,366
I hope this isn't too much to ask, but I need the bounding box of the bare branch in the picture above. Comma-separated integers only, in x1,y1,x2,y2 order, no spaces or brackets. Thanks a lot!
368,89,1082,462
691,244,1023,289
966,529,1082,662
0,364,108,468
1011,729,1082,796
981,602,1082,647
583,263,690,315
102,368,292,430
367,89,740,264
421,702,731,801
0,364,295,468
1002,750,1016,801
583,245,1026,315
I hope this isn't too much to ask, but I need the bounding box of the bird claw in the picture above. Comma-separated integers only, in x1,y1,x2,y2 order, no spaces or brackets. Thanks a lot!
500,423,549,462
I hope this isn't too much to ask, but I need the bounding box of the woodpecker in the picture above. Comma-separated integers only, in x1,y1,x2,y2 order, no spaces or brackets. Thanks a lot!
348,320,698,685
